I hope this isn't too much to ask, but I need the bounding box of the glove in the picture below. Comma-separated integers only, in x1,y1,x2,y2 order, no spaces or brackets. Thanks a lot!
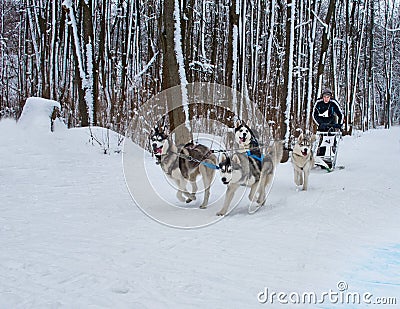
333,123,342,129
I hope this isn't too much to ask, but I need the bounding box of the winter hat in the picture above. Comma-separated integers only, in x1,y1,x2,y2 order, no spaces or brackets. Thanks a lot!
322,88,333,97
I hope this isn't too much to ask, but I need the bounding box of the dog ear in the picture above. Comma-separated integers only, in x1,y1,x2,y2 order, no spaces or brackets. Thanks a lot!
232,154,240,164
235,120,241,129
298,133,304,142
220,153,227,163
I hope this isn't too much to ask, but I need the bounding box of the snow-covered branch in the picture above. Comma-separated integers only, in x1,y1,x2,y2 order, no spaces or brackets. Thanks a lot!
311,9,328,31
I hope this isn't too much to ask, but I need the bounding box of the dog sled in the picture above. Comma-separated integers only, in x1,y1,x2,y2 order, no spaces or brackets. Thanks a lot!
314,126,343,171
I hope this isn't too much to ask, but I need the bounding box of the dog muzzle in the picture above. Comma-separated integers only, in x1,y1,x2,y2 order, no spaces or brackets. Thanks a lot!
221,177,230,185
152,144,163,154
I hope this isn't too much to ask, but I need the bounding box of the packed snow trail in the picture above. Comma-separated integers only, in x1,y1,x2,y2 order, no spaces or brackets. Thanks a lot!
1,117,399,308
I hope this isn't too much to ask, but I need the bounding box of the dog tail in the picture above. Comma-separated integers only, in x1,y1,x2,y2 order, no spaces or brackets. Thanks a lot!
271,140,284,165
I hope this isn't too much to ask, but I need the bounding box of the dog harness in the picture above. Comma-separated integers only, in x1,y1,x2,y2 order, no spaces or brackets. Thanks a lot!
177,145,220,170
246,150,264,162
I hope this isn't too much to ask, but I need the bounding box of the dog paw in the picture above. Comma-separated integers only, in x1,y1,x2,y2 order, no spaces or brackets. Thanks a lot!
216,211,226,216
256,198,265,205
185,193,197,203
199,205,207,209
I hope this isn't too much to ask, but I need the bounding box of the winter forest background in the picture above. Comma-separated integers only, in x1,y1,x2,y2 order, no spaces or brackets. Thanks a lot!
0,0,399,146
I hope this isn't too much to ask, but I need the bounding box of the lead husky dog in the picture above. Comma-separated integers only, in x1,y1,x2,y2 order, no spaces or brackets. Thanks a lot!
291,131,316,191
217,121,283,216
150,126,217,209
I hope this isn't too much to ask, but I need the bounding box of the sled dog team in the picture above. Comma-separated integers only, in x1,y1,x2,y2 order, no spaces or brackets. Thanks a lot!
151,120,322,216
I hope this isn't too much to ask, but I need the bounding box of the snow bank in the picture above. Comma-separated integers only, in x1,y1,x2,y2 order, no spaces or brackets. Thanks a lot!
18,97,66,133
7,96,123,155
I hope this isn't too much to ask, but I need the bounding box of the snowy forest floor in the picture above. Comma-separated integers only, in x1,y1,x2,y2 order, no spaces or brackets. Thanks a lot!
0,118,399,308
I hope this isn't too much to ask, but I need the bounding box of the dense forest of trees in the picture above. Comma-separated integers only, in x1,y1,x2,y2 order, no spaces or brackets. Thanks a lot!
1,0,399,142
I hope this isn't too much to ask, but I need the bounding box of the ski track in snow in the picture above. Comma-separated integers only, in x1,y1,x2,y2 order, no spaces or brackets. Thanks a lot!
1,117,400,308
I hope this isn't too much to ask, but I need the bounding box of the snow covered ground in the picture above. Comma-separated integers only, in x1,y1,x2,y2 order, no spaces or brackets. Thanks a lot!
1,110,399,307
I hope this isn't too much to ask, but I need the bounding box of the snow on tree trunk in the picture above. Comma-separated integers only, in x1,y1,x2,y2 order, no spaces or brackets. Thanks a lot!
283,0,295,148
84,40,94,125
62,0,94,126
316,0,335,97
265,0,276,107
173,0,190,132
232,24,239,117
305,0,317,129
350,0,367,126
239,0,247,118
253,0,262,101
306,2,317,128
49,0,57,100
26,3,42,96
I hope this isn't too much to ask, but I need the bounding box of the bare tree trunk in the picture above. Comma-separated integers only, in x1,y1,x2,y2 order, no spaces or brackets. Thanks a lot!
279,0,295,162
225,0,239,89
305,0,317,129
62,0,94,126
316,0,335,95
161,0,191,144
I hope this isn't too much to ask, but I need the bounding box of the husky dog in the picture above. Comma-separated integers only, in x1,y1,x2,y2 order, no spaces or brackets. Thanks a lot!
291,131,316,191
150,126,169,165
234,120,262,156
233,119,264,168
217,131,283,216
150,127,217,209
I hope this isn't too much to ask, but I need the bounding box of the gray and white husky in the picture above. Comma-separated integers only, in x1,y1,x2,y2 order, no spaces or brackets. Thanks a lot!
217,121,283,216
291,131,316,191
150,127,217,209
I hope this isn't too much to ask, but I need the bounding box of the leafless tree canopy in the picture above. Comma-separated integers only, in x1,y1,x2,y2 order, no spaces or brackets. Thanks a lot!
1,0,399,138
